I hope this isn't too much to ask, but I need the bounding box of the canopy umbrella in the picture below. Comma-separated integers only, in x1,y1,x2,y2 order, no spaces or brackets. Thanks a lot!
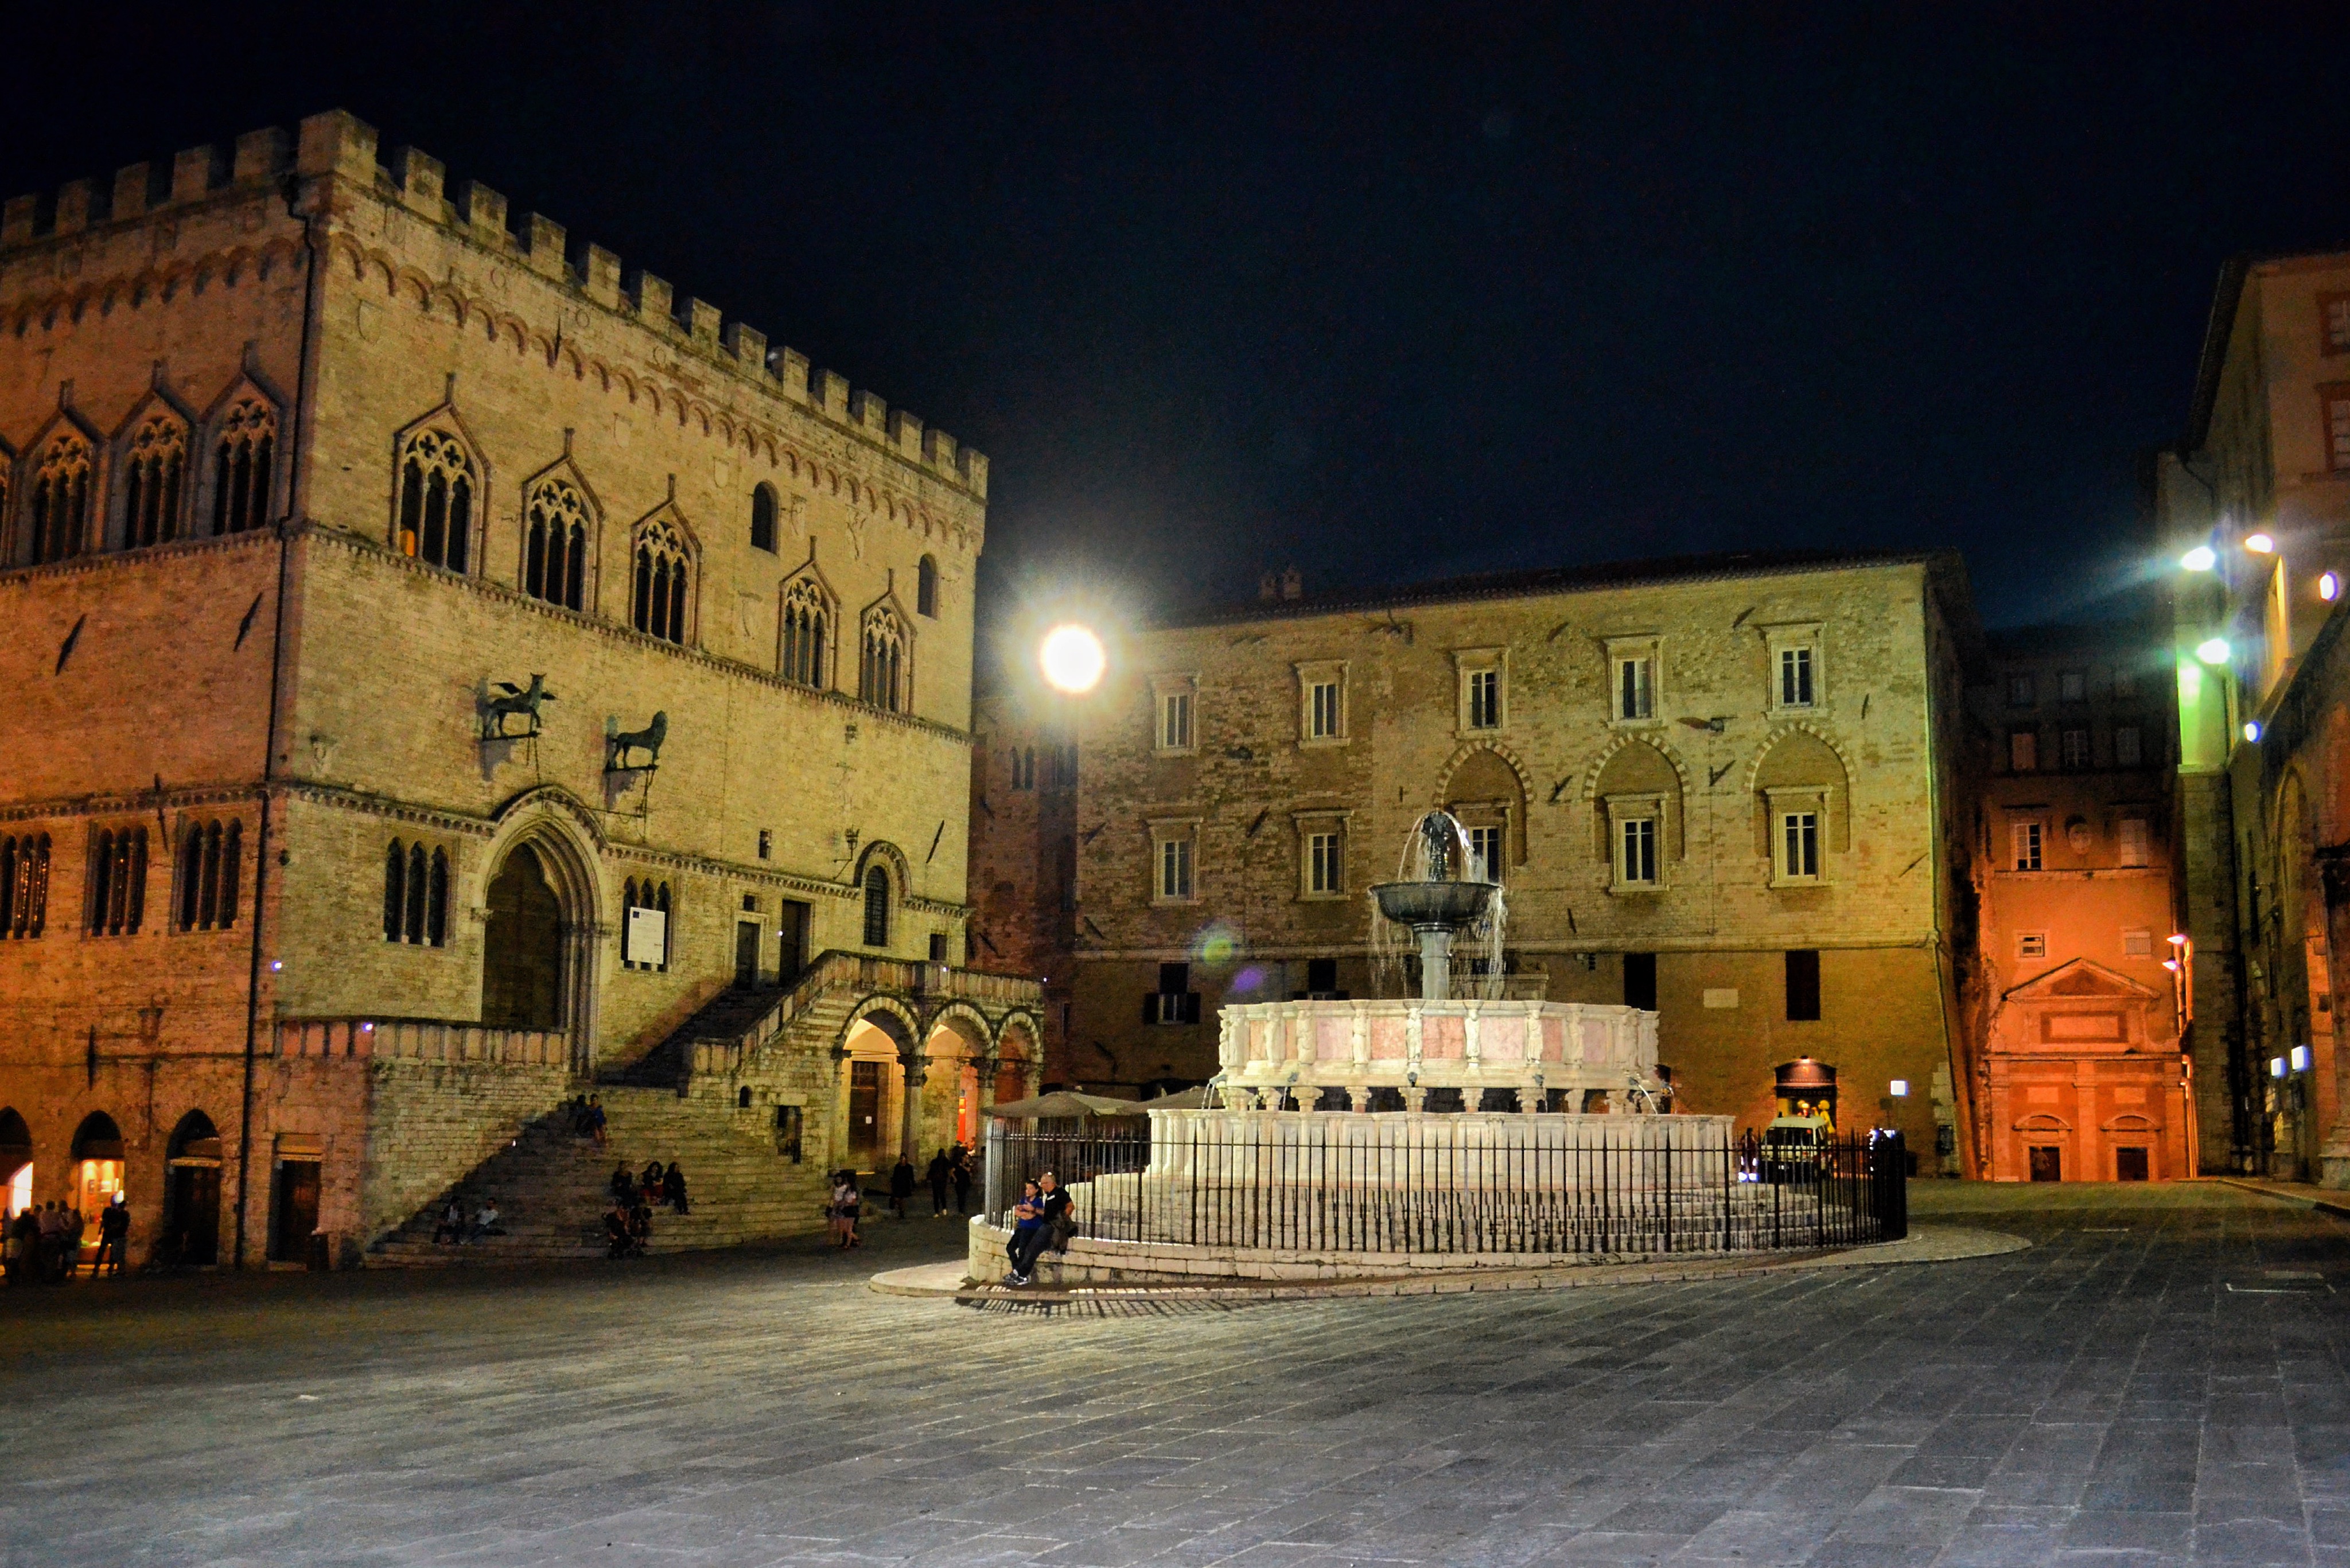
1135,1085,1215,1110
983,1090,1146,1120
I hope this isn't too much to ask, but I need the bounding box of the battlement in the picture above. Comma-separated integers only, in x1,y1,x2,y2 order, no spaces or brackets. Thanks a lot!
0,110,987,500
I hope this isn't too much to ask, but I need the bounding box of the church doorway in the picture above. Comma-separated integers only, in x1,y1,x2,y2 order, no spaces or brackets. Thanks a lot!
482,844,565,1029
163,1111,223,1266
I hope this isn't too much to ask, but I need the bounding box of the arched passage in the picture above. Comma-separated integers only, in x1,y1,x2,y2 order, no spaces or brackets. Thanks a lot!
482,843,565,1030
922,1007,993,1153
0,1107,30,1216
162,1110,222,1266
838,1004,916,1176
69,1112,124,1230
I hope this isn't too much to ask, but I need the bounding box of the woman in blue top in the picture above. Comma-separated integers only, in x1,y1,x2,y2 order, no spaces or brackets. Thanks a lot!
1006,1181,1045,1285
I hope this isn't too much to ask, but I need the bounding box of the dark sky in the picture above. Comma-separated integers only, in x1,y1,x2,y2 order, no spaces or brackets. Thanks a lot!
7,4,2347,629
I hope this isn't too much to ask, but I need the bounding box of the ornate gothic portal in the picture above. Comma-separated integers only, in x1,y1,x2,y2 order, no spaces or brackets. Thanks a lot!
482,845,565,1030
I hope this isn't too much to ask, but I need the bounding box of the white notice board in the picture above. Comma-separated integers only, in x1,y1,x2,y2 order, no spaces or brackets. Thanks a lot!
625,906,668,967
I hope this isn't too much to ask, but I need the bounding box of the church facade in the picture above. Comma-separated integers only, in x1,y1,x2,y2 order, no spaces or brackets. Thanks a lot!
0,111,1038,1268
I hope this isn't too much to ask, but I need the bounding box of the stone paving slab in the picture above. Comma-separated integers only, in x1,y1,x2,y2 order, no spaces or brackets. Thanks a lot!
0,1184,2345,1566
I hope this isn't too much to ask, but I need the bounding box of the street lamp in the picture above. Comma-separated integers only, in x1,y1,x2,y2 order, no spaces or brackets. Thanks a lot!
2244,532,2276,554
2196,637,2231,665
1038,624,1106,695
2181,546,2217,572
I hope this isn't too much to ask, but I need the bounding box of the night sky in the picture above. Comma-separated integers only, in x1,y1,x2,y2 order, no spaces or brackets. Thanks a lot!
7,5,2348,632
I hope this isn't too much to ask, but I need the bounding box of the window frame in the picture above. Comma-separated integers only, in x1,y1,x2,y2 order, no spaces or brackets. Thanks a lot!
391,422,481,574
1150,818,1200,905
2118,816,2151,867
1604,635,1662,727
1295,660,1348,746
1604,792,1666,894
2321,291,2350,357
1765,786,1828,887
1762,622,1823,715
1151,676,1198,754
2060,727,2091,771
2008,727,2039,772
2322,381,2350,475
1453,647,1507,734
2010,819,2044,873
1294,811,1349,900
2113,724,2143,768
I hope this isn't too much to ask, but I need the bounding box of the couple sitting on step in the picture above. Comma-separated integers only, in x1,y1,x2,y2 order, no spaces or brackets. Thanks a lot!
609,1160,690,1215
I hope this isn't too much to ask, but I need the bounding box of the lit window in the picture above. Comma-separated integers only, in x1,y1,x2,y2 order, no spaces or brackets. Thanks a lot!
2114,725,2142,768
2061,729,2091,769
1616,656,1653,721
1779,811,1819,881
1308,831,1343,894
1779,647,1814,707
2018,931,2047,959
1618,818,1658,886
2009,729,2038,772
2119,818,2150,867
1158,690,1194,750
2012,821,2043,871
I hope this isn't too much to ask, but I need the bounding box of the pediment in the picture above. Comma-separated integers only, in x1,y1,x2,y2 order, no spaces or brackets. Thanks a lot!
2003,957,2157,1005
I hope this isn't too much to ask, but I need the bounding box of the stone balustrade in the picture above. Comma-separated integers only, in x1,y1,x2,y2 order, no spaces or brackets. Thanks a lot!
1216,998,1660,1107
275,1017,571,1066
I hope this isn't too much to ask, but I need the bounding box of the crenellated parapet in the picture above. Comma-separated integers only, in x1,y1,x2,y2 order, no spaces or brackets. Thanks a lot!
0,109,987,505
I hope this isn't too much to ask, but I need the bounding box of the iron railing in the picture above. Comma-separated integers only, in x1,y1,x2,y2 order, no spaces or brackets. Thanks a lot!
985,1119,1906,1256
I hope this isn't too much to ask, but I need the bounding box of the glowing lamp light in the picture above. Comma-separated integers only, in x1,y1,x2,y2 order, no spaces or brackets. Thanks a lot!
2244,532,2276,554
2292,1045,2312,1072
2322,571,2341,602
1888,1079,1909,1098
2270,1056,2287,1079
2168,933,2188,947
2181,546,2217,572
2196,637,2231,666
270,959,284,972
1038,624,1107,694
2162,959,2180,972
2243,721,2263,744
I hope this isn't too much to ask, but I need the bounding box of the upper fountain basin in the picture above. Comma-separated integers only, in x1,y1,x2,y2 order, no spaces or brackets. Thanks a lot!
1371,879,1497,931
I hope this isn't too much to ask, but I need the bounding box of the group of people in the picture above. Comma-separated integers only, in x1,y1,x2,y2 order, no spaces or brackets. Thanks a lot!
564,1095,609,1145
884,1147,975,1220
429,1196,505,1245
3,1195,130,1283
603,1160,688,1259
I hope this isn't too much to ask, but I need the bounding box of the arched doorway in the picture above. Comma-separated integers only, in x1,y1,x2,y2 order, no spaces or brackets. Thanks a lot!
482,843,565,1029
0,1107,30,1217
69,1114,125,1244
840,1009,916,1175
922,1011,991,1154
162,1111,222,1265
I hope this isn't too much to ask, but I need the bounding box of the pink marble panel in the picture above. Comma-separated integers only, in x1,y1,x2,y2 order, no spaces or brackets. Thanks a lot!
1316,1016,1352,1061
1369,1017,1408,1062
1540,1017,1565,1062
1423,1015,1465,1060
1482,1018,1524,1061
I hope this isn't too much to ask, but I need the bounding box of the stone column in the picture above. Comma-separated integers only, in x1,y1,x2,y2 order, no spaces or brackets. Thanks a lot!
897,1039,928,1166
828,1045,853,1173
975,1053,1000,1119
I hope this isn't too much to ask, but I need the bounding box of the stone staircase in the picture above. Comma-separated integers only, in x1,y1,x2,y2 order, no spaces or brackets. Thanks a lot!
367,1085,820,1265
604,983,787,1088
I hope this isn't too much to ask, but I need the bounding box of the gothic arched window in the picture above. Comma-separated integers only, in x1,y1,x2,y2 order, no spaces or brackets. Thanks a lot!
176,819,241,932
397,427,476,572
87,827,147,936
859,605,908,714
1,834,50,939
862,866,890,948
384,839,451,946
384,841,405,941
209,397,276,536
120,413,188,550
917,554,939,617
524,477,589,612
29,431,92,563
780,575,830,688
750,484,779,554
632,518,690,643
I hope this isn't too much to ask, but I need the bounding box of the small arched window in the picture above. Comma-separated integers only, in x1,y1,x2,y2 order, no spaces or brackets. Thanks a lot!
29,431,92,563
0,834,51,939
632,519,690,644
210,397,276,536
916,554,939,617
120,413,188,550
524,477,589,612
176,818,241,932
862,866,890,948
860,605,908,714
750,484,779,553
780,575,830,688
397,427,476,572
86,827,147,936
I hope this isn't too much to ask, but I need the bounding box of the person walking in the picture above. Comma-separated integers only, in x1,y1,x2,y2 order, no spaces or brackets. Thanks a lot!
888,1156,916,1220
950,1149,973,1216
93,1194,129,1275
925,1150,951,1216
829,1172,861,1249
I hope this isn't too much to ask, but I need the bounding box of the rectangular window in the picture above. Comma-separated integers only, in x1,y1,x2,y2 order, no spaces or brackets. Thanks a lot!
1618,818,1657,886
2325,384,2350,474
1780,811,1819,880
1779,647,1814,707
2009,729,2038,772
1306,957,1338,994
2122,928,2154,958
2061,729,2091,769
1158,690,1193,750
2018,931,2048,959
2059,670,2087,702
2012,821,2043,871
1469,824,1504,882
1784,949,1821,1022
1468,669,1500,729
2324,293,2350,355
1309,680,1341,739
1147,961,1200,1025
1623,951,1658,1011
2119,817,2150,867
1616,656,1654,721
2007,674,2034,707
1308,831,1343,894
1158,835,1194,900
2114,725,2143,767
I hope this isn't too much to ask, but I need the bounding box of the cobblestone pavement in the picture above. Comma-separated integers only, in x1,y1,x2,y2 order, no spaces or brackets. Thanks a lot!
2,1182,2344,1567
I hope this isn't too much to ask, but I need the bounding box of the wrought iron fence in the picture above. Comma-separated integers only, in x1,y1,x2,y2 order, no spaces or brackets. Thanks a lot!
984,1119,1906,1256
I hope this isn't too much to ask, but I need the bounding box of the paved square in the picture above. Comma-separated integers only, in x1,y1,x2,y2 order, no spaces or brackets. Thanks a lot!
2,1184,2344,1566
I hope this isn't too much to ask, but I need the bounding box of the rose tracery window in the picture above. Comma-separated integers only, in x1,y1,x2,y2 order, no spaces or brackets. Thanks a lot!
631,519,690,644
524,477,589,612
120,414,188,550
29,431,93,563
397,429,476,572
210,398,275,536
859,605,908,713
780,575,830,688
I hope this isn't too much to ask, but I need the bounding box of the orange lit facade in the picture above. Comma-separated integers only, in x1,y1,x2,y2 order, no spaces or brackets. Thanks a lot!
1971,627,2191,1181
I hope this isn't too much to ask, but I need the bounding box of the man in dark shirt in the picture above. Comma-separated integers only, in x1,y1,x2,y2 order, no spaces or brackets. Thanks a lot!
925,1150,951,1216
1009,1172,1072,1279
93,1195,129,1275
888,1157,916,1220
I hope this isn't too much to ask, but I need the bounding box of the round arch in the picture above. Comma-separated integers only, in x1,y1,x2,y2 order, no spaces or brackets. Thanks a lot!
68,1111,126,1227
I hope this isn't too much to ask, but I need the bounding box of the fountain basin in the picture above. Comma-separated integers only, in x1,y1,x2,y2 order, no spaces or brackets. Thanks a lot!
1217,997,1661,1111
1370,878,1496,931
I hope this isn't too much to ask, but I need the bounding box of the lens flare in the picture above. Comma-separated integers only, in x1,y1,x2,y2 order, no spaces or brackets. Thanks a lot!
1192,920,1244,967
2181,546,2216,572
1038,624,1106,694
